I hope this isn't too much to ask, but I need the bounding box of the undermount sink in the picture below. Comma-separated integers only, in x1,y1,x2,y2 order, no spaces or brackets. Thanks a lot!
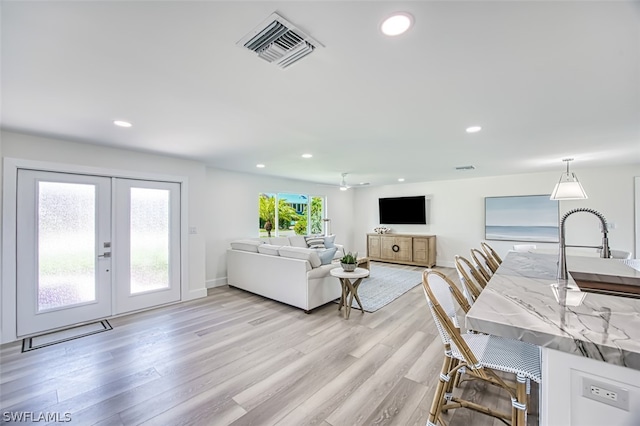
571,270,640,299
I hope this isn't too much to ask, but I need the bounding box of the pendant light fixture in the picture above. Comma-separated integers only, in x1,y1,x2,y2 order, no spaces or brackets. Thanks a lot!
550,158,588,200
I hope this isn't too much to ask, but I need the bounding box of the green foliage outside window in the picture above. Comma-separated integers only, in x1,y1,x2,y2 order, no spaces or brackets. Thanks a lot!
293,197,324,235
259,193,309,237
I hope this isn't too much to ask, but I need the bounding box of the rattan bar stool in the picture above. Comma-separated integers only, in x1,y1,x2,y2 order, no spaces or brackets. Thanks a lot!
423,270,541,426
454,255,488,306
481,241,502,271
470,248,495,281
421,270,470,406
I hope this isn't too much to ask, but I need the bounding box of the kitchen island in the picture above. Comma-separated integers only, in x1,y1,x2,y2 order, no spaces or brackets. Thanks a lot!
466,251,640,425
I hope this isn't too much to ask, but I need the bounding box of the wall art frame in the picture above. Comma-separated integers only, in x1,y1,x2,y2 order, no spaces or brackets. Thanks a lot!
485,194,559,243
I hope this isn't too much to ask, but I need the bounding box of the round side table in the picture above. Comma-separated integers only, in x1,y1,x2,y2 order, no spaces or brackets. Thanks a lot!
330,267,370,319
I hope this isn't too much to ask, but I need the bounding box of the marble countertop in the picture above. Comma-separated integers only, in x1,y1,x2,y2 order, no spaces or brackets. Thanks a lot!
465,251,640,370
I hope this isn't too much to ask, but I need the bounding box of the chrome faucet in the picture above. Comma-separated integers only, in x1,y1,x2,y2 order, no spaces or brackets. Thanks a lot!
557,208,611,280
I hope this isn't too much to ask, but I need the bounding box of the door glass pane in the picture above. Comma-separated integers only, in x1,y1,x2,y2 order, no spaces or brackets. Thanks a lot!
38,182,96,311
130,188,170,294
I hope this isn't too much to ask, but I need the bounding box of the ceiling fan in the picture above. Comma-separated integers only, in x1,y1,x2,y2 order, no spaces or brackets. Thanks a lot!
338,173,369,191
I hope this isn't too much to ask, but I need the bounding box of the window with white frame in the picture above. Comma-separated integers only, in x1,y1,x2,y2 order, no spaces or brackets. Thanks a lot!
258,193,325,237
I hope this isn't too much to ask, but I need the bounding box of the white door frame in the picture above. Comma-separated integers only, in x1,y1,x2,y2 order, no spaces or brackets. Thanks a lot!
2,157,190,343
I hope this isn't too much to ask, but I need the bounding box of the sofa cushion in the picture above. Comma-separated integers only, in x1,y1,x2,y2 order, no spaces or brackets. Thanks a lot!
269,237,290,246
230,239,265,252
318,247,338,265
288,235,308,248
305,235,325,249
257,244,281,256
324,234,336,249
278,246,322,268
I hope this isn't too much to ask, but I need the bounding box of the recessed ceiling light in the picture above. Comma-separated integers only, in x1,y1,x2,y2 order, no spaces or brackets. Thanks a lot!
466,126,482,133
381,13,413,36
113,120,132,128
398,178,405,182
301,153,313,159
256,164,265,168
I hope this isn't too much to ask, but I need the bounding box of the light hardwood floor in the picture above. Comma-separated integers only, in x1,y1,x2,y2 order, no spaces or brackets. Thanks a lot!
0,263,537,425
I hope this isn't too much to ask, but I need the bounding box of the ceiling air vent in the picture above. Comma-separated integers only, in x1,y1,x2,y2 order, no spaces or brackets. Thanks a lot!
237,12,322,69
455,165,476,171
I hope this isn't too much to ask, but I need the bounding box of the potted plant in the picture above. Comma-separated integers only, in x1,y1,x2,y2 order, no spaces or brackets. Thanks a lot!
340,251,358,272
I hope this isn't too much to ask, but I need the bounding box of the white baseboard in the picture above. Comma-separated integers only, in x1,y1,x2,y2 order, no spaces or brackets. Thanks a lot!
206,277,228,288
186,288,208,300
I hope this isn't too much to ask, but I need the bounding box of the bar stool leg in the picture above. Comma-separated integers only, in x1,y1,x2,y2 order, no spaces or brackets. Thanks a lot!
512,374,528,426
429,353,453,425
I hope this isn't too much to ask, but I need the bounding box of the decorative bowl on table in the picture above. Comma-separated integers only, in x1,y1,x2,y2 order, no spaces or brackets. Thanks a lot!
374,226,391,234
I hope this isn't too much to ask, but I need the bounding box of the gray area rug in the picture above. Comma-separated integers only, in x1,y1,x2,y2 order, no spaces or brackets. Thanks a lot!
335,263,423,312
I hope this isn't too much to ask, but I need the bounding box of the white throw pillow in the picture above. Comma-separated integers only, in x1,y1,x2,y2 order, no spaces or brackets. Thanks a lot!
278,246,322,268
324,234,336,248
230,239,265,253
257,244,281,256
288,235,308,248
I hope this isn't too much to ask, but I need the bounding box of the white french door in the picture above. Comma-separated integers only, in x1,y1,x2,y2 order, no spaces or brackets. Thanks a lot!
16,170,181,337
113,179,181,314
17,170,112,336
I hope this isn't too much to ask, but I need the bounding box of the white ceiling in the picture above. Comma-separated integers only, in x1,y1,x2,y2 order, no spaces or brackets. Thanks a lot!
2,1,639,187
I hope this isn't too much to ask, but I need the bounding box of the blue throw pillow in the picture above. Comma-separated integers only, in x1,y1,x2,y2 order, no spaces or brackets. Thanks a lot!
318,247,337,265
324,234,336,249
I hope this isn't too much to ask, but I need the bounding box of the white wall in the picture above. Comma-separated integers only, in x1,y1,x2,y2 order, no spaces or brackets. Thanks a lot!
1,131,208,342
636,177,640,257
204,168,355,287
352,165,639,267
0,134,3,341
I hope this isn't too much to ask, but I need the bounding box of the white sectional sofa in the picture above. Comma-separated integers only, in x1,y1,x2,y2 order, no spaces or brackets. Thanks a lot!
226,235,345,312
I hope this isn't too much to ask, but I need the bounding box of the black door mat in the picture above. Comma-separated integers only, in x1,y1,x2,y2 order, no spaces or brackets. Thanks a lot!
22,320,112,352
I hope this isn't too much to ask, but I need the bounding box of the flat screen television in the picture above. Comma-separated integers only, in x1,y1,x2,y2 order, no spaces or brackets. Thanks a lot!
378,196,427,224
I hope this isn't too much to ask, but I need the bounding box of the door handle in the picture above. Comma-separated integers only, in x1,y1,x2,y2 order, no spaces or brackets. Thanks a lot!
98,252,111,258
